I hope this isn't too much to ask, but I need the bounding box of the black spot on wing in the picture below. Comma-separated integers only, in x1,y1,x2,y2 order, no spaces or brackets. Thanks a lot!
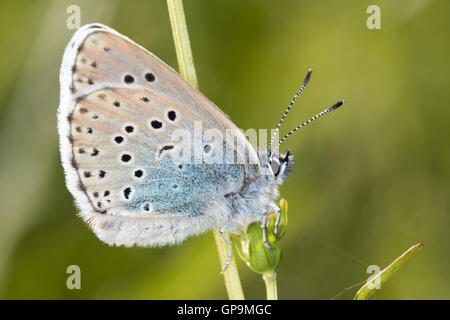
123,187,132,199
124,75,134,84
167,110,176,121
145,73,155,82
158,145,174,156
151,120,163,129
91,148,99,156
121,154,132,162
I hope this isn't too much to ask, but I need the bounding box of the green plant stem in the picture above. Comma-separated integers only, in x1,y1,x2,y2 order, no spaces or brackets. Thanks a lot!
213,230,245,299
263,272,278,300
167,0,198,88
166,0,245,300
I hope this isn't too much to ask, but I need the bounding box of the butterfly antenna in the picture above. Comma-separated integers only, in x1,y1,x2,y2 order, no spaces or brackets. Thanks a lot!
268,68,313,156
272,100,344,154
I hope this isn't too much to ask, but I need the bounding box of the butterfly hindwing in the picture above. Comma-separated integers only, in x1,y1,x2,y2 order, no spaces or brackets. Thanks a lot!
58,24,259,246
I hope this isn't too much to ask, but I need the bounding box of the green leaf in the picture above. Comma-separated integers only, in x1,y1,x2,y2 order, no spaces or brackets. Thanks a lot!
354,243,424,300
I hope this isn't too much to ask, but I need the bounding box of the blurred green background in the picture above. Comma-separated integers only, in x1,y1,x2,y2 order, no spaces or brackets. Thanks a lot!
0,0,449,299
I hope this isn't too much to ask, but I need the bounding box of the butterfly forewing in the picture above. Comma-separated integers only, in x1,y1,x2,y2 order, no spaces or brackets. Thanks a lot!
59,24,259,223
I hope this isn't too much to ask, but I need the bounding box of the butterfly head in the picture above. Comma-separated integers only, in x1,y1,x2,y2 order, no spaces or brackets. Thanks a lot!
269,149,293,183
265,69,343,182
258,149,293,184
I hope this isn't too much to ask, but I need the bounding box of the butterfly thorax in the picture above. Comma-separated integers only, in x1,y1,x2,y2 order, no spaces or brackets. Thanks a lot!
216,150,293,233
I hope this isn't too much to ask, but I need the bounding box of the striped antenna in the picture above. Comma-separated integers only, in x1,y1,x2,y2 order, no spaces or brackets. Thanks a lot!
268,68,313,156
271,100,344,155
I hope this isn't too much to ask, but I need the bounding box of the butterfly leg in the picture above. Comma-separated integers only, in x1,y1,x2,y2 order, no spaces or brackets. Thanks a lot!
274,208,281,237
261,215,273,250
219,226,232,273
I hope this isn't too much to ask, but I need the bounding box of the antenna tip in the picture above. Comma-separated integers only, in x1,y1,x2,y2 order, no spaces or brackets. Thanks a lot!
329,100,344,111
304,69,313,84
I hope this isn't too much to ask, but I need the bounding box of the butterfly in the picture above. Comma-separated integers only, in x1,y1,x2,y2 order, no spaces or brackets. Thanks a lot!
58,23,343,271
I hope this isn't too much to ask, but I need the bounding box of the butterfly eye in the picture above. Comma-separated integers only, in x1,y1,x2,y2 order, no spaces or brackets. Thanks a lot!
270,159,280,176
